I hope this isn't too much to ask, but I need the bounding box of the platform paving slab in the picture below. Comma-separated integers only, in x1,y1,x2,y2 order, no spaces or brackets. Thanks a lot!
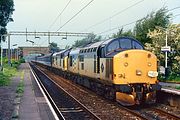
0,76,20,120
19,63,55,120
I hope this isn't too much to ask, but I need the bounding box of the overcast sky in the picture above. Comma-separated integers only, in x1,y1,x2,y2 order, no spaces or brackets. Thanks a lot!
5,0,180,48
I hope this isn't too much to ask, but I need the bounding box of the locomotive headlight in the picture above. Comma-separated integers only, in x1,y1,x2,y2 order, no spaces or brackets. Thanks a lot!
136,70,142,76
148,62,151,67
148,71,158,77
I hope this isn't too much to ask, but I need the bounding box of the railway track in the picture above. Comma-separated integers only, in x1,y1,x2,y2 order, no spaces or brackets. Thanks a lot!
30,63,100,120
151,108,180,120
33,63,149,120
137,107,180,120
32,63,180,120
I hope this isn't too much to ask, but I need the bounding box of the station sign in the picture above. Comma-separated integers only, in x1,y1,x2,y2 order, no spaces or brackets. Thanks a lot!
161,46,171,52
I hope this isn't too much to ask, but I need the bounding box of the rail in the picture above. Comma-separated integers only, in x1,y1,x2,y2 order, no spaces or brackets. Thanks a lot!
30,63,100,120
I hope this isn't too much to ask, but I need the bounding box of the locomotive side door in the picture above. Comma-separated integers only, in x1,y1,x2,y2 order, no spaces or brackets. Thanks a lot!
97,46,105,74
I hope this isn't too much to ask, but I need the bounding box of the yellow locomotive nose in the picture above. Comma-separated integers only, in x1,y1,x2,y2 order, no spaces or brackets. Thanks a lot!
113,50,159,105
113,49,158,85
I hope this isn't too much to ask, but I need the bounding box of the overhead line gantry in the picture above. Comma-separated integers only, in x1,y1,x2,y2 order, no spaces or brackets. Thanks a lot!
9,30,91,44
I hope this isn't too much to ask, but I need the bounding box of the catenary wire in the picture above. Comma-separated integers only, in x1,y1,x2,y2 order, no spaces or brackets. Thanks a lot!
48,0,72,30
172,14,180,18
169,6,180,11
41,0,92,47
56,0,94,32
97,6,180,35
97,20,137,35
82,0,146,32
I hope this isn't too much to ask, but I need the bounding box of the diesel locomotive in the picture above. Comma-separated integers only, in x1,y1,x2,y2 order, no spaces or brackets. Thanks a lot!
34,37,161,106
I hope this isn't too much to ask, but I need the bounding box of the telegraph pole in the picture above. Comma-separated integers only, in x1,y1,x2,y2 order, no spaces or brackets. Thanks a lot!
8,34,11,66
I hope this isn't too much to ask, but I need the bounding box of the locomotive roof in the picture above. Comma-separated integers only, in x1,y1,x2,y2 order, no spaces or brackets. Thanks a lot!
52,52,59,56
37,53,52,58
69,48,80,55
82,38,115,49
82,37,143,49
53,48,71,56
83,41,104,49
54,49,66,56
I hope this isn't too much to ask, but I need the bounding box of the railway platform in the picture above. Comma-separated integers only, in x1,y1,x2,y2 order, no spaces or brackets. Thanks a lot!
159,82,180,95
157,82,180,108
17,63,56,120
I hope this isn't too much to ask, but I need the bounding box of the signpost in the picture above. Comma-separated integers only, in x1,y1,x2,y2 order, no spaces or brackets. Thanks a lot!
161,46,171,52
161,31,170,79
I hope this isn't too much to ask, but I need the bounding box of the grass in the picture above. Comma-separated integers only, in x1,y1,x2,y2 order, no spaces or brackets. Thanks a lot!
16,81,24,95
167,74,180,83
0,65,18,86
176,86,180,90
159,73,180,83
0,58,25,86
16,70,24,96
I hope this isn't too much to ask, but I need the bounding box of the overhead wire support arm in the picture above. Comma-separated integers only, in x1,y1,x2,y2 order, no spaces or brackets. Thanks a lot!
9,31,90,37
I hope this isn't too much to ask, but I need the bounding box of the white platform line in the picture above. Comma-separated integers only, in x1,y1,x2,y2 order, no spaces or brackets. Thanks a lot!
29,64,61,120
161,88,180,95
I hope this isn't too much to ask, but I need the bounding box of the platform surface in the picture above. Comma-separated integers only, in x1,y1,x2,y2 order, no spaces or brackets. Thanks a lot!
19,63,55,120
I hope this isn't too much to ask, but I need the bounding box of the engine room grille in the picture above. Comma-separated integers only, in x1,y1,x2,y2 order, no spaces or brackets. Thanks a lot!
106,59,113,78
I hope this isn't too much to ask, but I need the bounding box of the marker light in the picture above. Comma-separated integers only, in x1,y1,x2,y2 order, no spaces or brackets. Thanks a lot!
124,62,128,67
148,71,158,77
148,62,152,67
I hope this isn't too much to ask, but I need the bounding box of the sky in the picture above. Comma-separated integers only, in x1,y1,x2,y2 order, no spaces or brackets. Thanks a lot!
5,0,180,49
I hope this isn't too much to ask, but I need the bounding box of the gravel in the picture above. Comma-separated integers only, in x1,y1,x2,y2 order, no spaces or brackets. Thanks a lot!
40,67,142,120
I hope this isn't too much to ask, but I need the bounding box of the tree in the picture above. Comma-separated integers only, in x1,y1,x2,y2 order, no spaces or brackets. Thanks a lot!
65,45,70,49
72,33,102,47
134,7,171,44
0,0,14,41
112,28,135,38
146,24,180,78
49,42,60,53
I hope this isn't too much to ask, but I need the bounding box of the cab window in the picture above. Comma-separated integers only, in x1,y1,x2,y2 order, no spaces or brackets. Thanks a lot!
79,55,84,62
70,56,73,66
120,39,132,49
107,40,119,53
100,47,105,58
132,41,143,49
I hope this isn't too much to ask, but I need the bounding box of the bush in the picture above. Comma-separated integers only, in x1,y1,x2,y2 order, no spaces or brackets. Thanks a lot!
176,86,180,90
19,58,25,63
0,65,17,86
168,73,180,81
0,73,10,86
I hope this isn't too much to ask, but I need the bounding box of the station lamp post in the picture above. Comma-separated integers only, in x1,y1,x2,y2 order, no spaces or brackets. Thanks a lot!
11,44,18,61
0,34,14,67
